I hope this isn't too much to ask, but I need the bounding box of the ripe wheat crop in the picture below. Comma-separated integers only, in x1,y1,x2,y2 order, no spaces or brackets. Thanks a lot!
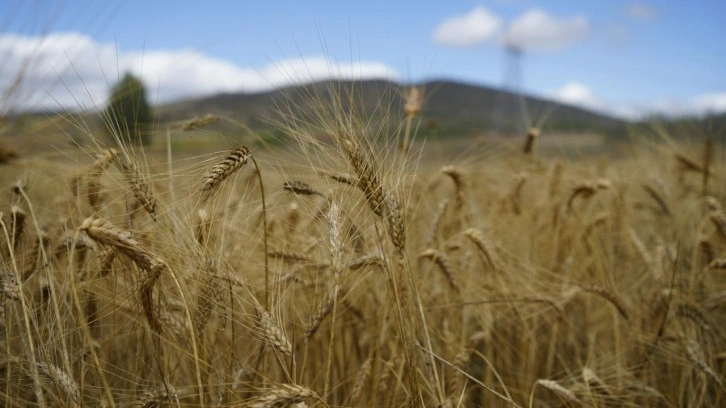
0,81,724,407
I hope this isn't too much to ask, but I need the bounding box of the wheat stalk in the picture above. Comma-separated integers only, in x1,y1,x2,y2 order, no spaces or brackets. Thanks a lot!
463,228,501,272
425,198,449,248
283,180,323,197
582,367,611,397
37,361,80,407
578,284,629,320
419,249,459,294
642,183,671,216
257,309,292,356
566,179,611,210
79,216,166,331
116,160,157,218
87,177,103,212
1,272,19,300
442,165,466,211
685,339,726,393
195,208,211,246
9,205,25,251
195,260,222,334
348,252,384,270
522,127,540,155
350,357,372,404
90,148,119,174
708,258,726,269
201,146,251,203
385,192,406,253
510,172,528,215
247,383,318,408
709,211,726,242
675,153,707,174
135,383,197,407
676,302,711,332
533,379,581,406
305,282,342,338
181,114,219,131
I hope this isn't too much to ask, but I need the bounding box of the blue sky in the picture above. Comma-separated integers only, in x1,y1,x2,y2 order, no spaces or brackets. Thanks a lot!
1,0,725,119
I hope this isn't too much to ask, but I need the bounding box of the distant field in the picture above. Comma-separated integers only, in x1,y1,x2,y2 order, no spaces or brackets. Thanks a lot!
0,94,724,407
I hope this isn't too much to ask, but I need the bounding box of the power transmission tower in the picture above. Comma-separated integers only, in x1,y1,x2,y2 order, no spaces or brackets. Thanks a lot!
492,41,525,134
504,42,523,94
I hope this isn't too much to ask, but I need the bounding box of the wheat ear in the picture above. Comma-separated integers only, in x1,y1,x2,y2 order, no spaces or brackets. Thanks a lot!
182,114,218,131
582,367,611,396
463,228,501,272
350,357,373,405
200,146,251,203
79,216,166,331
256,308,292,356
578,284,629,320
305,283,343,339
442,165,466,211
247,383,318,408
685,339,726,393
115,159,157,218
522,127,540,155
420,249,459,294
283,180,323,197
531,379,581,406
37,361,80,407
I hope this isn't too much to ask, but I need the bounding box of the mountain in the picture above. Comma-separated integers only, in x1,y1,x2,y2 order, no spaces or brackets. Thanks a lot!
157,79,629,137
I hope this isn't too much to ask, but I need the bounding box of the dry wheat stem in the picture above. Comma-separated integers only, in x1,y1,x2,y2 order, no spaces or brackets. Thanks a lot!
415,342,521,407
323,202,344,399
702,138,713,194
9,206,25,251
0,214,48,406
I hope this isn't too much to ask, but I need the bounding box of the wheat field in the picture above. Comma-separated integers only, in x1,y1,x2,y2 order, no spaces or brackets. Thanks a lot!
0,84,725,407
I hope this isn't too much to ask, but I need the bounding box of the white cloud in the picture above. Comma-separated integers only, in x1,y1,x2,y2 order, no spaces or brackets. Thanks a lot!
550,82,726,120
432,7,503,47
552,82,600,108
637,93,726,117
504,9,590,51
690,93,726,114
550,82,616,115
625,3,659,21
0,32,398,112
